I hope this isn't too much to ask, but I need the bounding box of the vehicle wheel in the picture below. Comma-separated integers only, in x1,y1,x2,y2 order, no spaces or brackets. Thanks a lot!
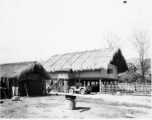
80,89,85,95
69,88,74,93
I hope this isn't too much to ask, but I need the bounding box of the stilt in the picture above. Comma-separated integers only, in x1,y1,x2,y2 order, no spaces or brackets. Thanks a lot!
78,72,81,85
89,81,91,87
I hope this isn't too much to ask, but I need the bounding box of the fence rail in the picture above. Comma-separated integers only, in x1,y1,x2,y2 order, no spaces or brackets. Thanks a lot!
100,83,151,96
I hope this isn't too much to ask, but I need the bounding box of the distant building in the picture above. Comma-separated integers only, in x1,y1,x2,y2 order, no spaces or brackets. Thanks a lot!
43,48,128,93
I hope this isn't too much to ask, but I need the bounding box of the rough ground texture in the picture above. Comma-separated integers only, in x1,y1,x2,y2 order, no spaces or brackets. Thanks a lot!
0,94,151,118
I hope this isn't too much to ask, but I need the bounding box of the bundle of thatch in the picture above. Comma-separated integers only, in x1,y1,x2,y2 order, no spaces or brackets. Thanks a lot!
43,48,128,73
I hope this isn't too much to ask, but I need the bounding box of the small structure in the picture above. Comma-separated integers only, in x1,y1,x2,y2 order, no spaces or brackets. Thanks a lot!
43,48,128,94
0,61,51,98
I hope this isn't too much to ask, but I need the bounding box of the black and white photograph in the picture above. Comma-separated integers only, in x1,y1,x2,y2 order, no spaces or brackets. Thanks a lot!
0,0,151,118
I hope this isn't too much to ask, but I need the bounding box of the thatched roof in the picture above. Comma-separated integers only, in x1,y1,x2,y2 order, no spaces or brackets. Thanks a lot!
43,48,128,73
0,61,51,79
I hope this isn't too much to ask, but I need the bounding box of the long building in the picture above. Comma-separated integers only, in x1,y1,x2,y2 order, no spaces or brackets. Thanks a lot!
43,48,128,93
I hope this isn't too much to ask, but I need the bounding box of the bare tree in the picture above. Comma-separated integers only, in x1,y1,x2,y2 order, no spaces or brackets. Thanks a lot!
103,31,122,48
130,30,151,83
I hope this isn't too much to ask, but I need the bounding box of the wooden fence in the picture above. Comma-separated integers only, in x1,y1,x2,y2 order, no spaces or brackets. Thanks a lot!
100,83,151,96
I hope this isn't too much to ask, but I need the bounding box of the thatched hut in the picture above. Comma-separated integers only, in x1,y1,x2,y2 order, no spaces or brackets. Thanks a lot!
0,61,51,98
43,48,128,93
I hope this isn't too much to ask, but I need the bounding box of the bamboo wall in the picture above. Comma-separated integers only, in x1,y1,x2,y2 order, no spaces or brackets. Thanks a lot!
49,64,118,79
72,64,117,79
0,74,45,98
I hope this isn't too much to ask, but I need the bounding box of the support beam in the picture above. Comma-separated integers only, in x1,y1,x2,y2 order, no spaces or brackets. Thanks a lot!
78,72,81,84
90,81,92,87
84,81,85,87
8,79,12,98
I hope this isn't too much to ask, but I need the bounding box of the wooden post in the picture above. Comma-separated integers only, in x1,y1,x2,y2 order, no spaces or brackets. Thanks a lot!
84,81,85,87
4,78,8,98
16,79,19,96
42,77,46,96
6,78,9,90
87,81,90,86
56,79,58,90
105,81,107,93
6,78,10,97
24,83,29,97
78,72,81,84
89,81,91,87
99,79,102,93
8,79,12,98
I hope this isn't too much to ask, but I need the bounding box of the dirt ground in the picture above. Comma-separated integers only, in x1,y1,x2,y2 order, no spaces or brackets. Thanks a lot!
0,94,151,118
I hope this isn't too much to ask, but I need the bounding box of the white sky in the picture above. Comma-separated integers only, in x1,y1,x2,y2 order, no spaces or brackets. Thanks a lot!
0,0,151,64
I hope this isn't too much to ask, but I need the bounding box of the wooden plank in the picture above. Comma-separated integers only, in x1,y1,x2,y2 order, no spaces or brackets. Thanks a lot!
50,79,60,89
48,92,100,99
49,92,76,96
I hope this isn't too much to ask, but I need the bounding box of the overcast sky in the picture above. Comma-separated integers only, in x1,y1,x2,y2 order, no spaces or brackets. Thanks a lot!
0,0,151,64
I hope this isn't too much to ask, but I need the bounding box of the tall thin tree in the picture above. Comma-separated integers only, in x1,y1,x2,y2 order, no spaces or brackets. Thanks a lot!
130,30,151,83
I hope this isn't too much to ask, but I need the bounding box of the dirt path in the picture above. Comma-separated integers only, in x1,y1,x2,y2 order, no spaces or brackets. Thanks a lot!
0,95,151,118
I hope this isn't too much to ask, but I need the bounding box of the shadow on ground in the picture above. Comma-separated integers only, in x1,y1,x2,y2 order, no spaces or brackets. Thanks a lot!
75,107,91,112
